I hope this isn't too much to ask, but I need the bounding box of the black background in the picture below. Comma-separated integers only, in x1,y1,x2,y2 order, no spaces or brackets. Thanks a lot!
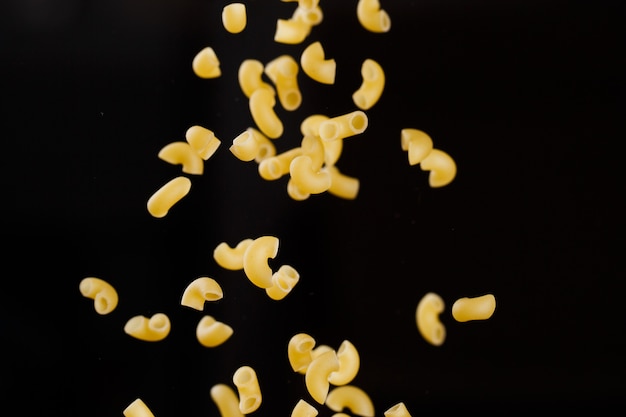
1,0,624,415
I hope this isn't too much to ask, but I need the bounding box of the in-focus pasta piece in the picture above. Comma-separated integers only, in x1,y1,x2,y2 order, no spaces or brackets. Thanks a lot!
352,59,385,110
214,239,254,270
300,135,325,171
192,46,221,79
300,41,336,84
238,59,275,99
211,384,245,417
180,277,224,310
230,128,277,162
265,55,302,111
79,277,119,315
258,147,303,180
242,235,280,288
356,0,391,33
326,165,359,200
305,349,339,404
400,128,433,166
451,294,496,322
318,111,368,142
158,142,204,175
146,176,192,218
123,398,155,417
326,385,375,417
384,402,412,417
186,125,221,160
249,88,284,139
124,313,171,342
289,155,332,195
266,265,300,300
233,365,262,414
222,3,247,34
419,148,457,188
415,292,446,346
328,340,360,386
288,332,316,374
291,399,318,417
197,315,234,347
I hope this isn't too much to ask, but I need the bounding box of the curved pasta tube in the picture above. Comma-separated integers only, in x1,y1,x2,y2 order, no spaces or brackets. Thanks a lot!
186,125,221,160
384,402,412,417
233,365,262,414
311,344,333,360
287,178,311,201
124,313,171,342
266,265,300,300
452,294,496,322
300,135,325,171
258,147,303,180
415,292,446,346
211,384,245,417
301,41,336,84
123,398,155,417
400,128,433,166
147,176,191,218
79,277,118,315
292,399,318,417
238,59,275,98
158,142,204,175
325,386,375,417
289,155,331,194
288,333,316,374
356,0,391,33
230,128,277,163
328,340,360,386
419,148,457,188
222,3,247,34
197,315,234,347
249,88,284,139
274,18,311,44
265,55,302,111
305,349,339,404
214,239,254,270
326,166,359,200
250,128,277,162
319,111,368,142
242,235,280,288
192,46,221,78
352,59,385,110
180,277,224,310
300,114,328,137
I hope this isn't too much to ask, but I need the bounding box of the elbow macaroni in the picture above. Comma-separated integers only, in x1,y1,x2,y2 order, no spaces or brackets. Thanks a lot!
325,385,375,417
289,155,332,195
214,239,254,270
328,340,360,386
230,127,277,162
211,384,245,417
123,398,155,417
352,59,385,110
233,365,262,414
266,265,300,300
416,292,446,346
305,349,339,404
124,313,171,342
238,59,275,99
185,125,221,160
192,46,221,78
258,147,303,180
300,41,336,84
326,165,359,200
288,332,316,374
384,403,412,417
291,399,318,417
249,88,284,139
451,294,496,322
180,277,224,310
419,148,457,188
318,111,368,142
400,128,433,166
158,142,204,175
197,315,234,347
147,176,192,218
222,3,247,34
265,55,302,111
79,277,118,315
356,0,391,33
242,235,280,288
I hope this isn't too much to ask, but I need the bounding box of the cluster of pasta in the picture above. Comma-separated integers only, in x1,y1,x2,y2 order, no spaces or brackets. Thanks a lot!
400,129,457,188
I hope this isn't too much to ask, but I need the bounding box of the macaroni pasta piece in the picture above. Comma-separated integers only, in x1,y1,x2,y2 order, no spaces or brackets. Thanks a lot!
222,3,247,34
384,402,412,417
211,384,245,417
291,399,318,417
123,398,155,417
274,18,312,44
124,313,171,342
352,59,385,110
300,41,336,84
288,332,316,374
400,128,433,166
300,135,325,171
287,178,311,201
356,0,391,33
265,55,302,111
292,3,323,27
79,277,119,315
238,59,275,99
214,239,254,270
233,365,262,414
328,340,360,386
305,349,339,404
326,165,359,200
230,128,277,162
415,292,446,346
180,277,224,311
157,142,204,175
197,315,234,347
318,111,368,142
266,265,300,300
289,155,332,195
192,46,221,78
249,88,284,139
146,176,192,218
185,125,221,160
242,235,280,288
451,294,496,322
300,114,328,137
325,385,375,417
419,148,457,188
258,147,303,180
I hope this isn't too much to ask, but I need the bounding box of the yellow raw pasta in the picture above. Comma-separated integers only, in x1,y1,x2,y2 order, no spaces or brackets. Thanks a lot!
242,235,280,288
451,294,496,322
211,384,245,417
258,147,303,180
233,365,262,414
419,148,457,188
157,142,204,175
265,55,302,111
289,155,331,195
325,386,375,417
356,0,391,33
146,176,192,218
400,128,433,166
328,340,360,386
384,402,412,417
305,349,339,404
352,59,385,110
123,398,155,417
288,332,316,374
415,292,446,346
192,46,221,78
300,135,325,171
180,277,224,311
185,125,221,160
124,313,171,342
222,3,247,34
197,315,234,348
214,239,254,270
230,127,277,162
274,18,312,45
238,59,275,99
79,277,119,315
326,165,359,200
318,111,368,142
291,399,318,417
300,41,336,84
249,88,284,139
266,265,300,300
287,178,311,201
